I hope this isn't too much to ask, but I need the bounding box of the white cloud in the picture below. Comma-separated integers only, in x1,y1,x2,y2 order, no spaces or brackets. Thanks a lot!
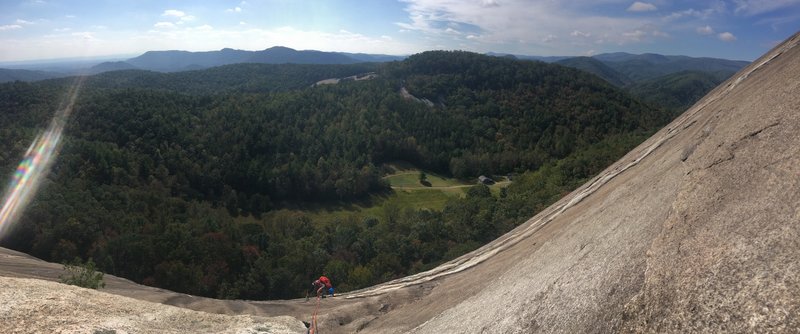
15,19,34,25
194,25,214,32
239,21,247,25
571,30,591,38
733,0,800,16
445,27,461,34
149,26,418,55
622,29,647,42
381,35,393,40
627,2,657,12
70,31,98,41
154,22,175,29
652,30,669,38
542,34,557,42
663,6,721,21
718,32,737,42
163,10,186,18
226,7,242,13
53,27,71,32
65,15,76,19
481,0,500,8
466,34,479,40
396,0,651,55
160,10,195,25
696,25,714,35
0,24,23,31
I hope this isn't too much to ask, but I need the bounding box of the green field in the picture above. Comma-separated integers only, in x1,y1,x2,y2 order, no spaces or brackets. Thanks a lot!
263,164,510,223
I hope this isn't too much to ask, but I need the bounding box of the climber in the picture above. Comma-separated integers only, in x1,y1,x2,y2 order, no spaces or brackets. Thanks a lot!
307,275,334,300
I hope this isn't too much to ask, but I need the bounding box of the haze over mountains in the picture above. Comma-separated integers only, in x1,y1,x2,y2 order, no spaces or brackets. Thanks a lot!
0,46,406,82
0,46,747,88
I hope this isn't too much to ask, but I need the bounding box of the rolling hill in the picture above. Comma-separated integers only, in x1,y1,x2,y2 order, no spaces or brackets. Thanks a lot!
593,52,749,82
554,56,632,86
627,70,734,113
551,52,749,115
551,52,749,87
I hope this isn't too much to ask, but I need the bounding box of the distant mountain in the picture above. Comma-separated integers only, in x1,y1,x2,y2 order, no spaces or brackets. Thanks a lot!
592,52,643,63
104,46,399,73
592,52,748,82
486,52,569,63
338,52,406,62
247,46,358,65
549,52,748,114
88,61,138,74
550,52,749,85
555,57,631,87
0,68,65,83
125,48,253,72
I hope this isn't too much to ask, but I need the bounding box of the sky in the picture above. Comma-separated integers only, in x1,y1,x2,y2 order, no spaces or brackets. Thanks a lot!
1,0,799,63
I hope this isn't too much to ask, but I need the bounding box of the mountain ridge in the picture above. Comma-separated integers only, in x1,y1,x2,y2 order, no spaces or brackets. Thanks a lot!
2,48,746,83
552,53,748,85
98,46,405,73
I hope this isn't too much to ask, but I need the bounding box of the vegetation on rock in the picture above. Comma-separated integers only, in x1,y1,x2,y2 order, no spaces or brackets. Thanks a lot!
59,257,106,289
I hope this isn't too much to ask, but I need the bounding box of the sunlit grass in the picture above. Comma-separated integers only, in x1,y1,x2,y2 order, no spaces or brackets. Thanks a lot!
383,172,468,188
259,164,510,224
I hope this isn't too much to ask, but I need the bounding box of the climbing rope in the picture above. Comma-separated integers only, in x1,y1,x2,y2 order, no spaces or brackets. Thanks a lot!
309,293,322,334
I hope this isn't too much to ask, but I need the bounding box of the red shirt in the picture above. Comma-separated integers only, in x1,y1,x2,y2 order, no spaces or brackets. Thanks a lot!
319,276,332,288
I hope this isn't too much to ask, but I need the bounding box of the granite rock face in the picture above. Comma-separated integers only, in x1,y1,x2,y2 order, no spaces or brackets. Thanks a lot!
619,33,800,333
0,276,306,334
359,31,800,333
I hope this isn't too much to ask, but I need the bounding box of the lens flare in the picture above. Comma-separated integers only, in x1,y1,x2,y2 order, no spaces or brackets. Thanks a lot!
0,76,85,239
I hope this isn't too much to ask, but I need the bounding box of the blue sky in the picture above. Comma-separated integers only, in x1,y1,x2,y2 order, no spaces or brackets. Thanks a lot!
1,0,799,62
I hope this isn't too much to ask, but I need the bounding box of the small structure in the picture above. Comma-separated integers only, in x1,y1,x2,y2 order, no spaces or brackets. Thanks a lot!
478,175,495,185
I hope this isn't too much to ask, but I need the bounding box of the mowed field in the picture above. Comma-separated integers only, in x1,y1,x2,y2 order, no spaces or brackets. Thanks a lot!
262,163,510,223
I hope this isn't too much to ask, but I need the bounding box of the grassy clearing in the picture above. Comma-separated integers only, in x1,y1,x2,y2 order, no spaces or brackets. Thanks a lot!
263,163,510,223
264,187,464,223
383,172,468,188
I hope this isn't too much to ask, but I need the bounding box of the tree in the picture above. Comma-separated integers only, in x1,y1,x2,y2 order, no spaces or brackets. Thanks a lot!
59,257,106,289
419,172,430,187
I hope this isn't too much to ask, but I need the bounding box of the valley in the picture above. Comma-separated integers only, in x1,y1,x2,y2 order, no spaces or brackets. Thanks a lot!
0,50,670,300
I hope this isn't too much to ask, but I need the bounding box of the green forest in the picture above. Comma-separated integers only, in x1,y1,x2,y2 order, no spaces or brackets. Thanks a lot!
1,51,676,299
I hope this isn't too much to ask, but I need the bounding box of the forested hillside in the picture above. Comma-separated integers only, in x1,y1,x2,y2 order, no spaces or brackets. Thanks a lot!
0,51,674,299
0,68,66,83
552,52,747,117
627,70,734,113
554,57,632,87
